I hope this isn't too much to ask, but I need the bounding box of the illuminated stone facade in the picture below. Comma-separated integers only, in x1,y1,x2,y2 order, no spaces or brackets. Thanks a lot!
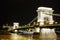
36,7,54,25
13,22,19,29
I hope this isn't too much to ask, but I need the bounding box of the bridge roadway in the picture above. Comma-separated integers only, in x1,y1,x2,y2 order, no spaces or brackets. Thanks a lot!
8,24,60,32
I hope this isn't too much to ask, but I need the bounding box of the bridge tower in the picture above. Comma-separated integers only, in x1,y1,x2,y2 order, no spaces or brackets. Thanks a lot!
36,7,54,25
13,22,19,29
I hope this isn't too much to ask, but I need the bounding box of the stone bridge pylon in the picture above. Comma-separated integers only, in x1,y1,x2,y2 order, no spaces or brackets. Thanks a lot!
36,7,54,25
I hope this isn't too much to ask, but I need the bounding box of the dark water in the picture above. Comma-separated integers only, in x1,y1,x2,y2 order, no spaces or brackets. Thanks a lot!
0,32,60,40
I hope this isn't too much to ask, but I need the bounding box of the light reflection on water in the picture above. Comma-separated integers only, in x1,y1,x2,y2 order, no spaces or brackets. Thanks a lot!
40,28,57,40
0,28,59,40
0,33,58,40
10,33,19,40
10,33,31,40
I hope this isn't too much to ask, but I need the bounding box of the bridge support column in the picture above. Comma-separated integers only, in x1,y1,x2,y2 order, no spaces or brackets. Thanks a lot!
36,7,54,25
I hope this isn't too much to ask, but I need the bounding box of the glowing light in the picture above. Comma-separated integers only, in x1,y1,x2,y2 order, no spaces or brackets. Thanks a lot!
40,22,44,26
14,30,18,32
55,22,58,24
35,27,40,33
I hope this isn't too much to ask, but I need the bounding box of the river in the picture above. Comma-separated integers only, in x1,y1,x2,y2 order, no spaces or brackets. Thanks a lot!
0,32,60,40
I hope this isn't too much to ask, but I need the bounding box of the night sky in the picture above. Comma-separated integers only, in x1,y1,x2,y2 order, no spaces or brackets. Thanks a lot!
2,0,60,26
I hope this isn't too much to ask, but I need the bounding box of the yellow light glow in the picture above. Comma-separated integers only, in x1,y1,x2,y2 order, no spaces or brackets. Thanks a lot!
40,22,44,26
14,30,18,32
35,27,40,33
